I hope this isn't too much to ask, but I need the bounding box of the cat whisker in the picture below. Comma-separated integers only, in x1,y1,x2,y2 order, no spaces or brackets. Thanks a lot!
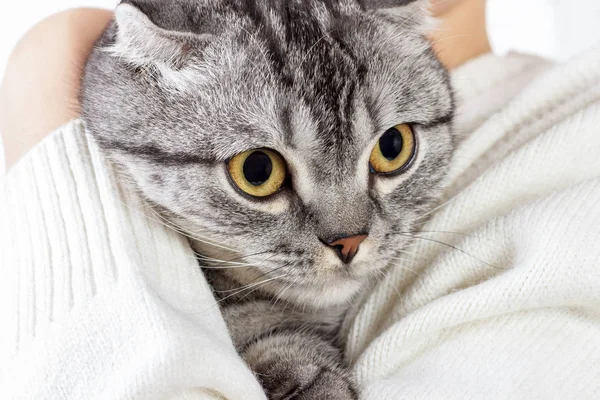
401,230,480,239
388,260,422,277
225,254,279,271
395,248,422,257
397,232,502,270
411,166,497,229
198,260,252,267
143,204,240,253
270,282,295,312
211,274,288,308
429,33,479,47
388,253,422,267
196,251,278,269
205,256,278,269
411,194,468,226
120,195,235,251
213,260,294,293
394,3,429,31
201,263,266,270
98,183,239,254
294,33,328,78
388,256,420,266
195,249,274,261
400,229,502,247
197,253,258,266
370,266,405,300
236,276,284,304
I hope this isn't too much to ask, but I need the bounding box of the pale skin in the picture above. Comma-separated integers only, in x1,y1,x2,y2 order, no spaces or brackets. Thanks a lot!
0,1,489,169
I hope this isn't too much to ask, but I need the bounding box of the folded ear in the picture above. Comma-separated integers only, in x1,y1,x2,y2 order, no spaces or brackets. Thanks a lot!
109,1,210,68
363,0,433,32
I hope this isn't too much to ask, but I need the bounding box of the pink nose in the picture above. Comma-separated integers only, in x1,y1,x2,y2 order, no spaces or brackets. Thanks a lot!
324,234,368,264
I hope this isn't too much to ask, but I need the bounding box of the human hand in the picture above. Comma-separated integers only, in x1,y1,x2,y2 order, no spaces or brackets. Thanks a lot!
430,0,463,16
427,0,491,69
0,8,112,169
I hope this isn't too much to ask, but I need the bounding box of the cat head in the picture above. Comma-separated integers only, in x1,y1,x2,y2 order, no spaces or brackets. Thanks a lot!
81,0,454,308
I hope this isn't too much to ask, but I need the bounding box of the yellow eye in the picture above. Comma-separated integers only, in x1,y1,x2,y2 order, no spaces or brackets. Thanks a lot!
369,124,416,174
228,149,287,197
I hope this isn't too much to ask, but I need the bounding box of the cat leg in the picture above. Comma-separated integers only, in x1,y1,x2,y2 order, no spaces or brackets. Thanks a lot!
242,331,357,400
223,301,358,400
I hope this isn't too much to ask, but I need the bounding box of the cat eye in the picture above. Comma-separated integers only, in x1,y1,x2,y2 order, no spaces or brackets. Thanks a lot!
228,149,287,197
369,124,416,174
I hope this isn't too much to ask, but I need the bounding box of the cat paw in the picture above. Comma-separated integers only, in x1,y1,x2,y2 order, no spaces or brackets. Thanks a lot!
289,368,358,400
258,363,358,400
243,333,358,399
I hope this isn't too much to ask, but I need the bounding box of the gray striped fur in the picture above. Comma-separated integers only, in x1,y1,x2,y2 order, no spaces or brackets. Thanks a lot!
81,0,453,398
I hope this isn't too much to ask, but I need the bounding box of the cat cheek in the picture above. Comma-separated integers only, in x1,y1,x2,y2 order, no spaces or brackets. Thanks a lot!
372,175,412,196
217,166,291,215
371,143,424,195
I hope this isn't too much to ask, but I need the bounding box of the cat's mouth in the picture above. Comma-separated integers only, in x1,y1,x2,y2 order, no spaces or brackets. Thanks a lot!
194,236,398,308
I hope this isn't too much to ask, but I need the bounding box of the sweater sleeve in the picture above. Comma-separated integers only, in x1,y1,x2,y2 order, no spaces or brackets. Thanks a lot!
344,44,600,400
486,0,600,61
0,120,266,400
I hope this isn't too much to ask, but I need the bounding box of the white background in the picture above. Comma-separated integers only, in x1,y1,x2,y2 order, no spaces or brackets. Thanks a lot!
3,0,600,87
1,0,599,114
0,0,117,81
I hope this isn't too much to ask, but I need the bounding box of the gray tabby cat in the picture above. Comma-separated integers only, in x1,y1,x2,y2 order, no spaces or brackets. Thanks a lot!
81,0,453,398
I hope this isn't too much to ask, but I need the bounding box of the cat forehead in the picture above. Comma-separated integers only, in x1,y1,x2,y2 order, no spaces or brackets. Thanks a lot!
83,0,451,168
119,0,423,86
172,7,445,149
200,51,448,161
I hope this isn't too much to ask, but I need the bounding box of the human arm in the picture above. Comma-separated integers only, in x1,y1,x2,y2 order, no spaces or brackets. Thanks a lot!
429,0,600,68
0,8,112,170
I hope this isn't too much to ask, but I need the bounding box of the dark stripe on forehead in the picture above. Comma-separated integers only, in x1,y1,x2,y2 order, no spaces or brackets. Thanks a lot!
235,0,355,79
231,0,368,151
96,139,211,165
341,79,357,126
364,93,382,132
426,113,454,128
278,104,295,147
235,0,338,86
302,51,364,150
236,0,289,81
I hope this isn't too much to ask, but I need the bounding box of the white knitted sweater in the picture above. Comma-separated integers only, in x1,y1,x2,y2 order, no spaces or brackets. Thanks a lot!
1,47,600,399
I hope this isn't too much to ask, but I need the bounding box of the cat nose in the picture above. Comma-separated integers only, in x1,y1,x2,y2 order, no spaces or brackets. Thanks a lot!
320,233,368,264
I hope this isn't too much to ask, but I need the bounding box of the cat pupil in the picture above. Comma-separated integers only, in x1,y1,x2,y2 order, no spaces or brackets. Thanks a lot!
380,128,403,160
243,152,273,186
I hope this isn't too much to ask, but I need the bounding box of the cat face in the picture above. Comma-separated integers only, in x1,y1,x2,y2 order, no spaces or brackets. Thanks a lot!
82,0,454,307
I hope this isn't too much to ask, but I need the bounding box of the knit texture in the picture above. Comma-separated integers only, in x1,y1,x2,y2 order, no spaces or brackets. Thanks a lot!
345,46,600,399
2,46,600,399
0,123,265,399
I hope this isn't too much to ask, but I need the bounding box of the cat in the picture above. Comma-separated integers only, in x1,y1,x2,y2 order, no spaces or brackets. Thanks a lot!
81,0,454,398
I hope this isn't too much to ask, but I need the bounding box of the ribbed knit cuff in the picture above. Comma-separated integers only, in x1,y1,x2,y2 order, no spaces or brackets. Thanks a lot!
2,120,122,363
0,120,264,399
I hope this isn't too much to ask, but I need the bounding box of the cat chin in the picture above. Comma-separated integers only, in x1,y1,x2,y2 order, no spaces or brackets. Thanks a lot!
280,276,366,309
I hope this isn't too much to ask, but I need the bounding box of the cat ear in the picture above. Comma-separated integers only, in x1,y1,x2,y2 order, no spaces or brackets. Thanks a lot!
110,2,209,68
363,0,433,32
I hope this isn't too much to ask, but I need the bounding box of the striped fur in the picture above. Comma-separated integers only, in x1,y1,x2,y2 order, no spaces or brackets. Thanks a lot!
81,0,453,398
